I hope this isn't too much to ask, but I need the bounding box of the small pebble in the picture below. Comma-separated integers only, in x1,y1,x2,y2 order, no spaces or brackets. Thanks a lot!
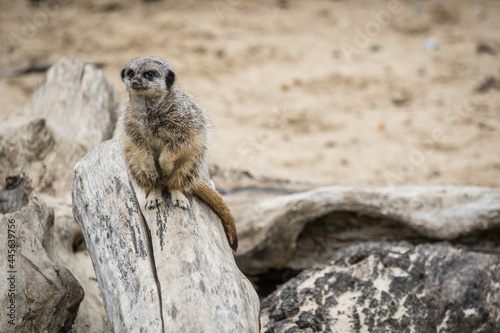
477,42,496,56
423,37,438,51
391,91,410,106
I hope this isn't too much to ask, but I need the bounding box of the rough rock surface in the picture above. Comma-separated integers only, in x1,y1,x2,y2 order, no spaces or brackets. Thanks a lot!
0,172,84,333
236,186,500,276
261,242,500,333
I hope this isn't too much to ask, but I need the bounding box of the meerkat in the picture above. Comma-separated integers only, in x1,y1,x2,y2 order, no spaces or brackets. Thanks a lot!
115,57,237,251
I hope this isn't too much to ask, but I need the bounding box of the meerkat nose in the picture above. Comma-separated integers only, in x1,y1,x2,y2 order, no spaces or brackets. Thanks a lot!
132,80,141,88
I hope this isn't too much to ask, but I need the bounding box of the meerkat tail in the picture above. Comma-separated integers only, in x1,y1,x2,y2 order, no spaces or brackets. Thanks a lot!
192,180,238,252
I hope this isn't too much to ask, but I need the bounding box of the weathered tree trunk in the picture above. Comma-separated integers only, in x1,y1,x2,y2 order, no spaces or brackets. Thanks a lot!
0,57,118,196
0,171,84,333
0,57,118,332
72,139,260,332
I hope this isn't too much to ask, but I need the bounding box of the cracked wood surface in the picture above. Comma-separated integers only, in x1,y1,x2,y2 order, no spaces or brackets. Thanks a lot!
72,139,260,332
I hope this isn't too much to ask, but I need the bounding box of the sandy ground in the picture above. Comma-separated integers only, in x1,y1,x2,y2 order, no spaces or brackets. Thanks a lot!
1,0,499,187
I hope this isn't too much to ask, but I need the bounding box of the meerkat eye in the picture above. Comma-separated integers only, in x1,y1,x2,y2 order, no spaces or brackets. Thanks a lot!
144,70,158,80
127,70,135,78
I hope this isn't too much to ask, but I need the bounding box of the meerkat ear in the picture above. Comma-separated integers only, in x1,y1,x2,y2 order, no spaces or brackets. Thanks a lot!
166,70,176,89
121,68,126,81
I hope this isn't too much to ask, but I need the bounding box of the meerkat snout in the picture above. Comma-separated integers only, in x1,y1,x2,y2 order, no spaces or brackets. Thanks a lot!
131,80,142,89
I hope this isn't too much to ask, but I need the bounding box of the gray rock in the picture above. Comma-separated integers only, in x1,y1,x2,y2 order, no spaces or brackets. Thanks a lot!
261,242,500,333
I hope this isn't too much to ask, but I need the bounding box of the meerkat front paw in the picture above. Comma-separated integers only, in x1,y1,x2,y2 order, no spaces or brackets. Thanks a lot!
170,190,190,209
145,190,163,210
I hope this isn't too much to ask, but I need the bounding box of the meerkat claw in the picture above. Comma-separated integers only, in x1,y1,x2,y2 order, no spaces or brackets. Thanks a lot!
161,171,169,183
145,194,163,210
147,173,159,189
170,190,189,209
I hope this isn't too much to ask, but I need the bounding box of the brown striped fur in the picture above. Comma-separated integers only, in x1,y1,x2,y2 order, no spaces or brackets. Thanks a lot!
115,57,237,251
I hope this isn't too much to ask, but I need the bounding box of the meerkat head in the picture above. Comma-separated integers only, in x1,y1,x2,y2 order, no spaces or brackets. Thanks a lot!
121,57,176,97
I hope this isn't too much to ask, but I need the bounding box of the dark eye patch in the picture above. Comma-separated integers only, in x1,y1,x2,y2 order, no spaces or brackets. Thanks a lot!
143,70,159,80
127,69,135,78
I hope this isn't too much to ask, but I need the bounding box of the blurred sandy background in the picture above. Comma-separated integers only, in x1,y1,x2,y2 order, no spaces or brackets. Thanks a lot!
1,0,499,187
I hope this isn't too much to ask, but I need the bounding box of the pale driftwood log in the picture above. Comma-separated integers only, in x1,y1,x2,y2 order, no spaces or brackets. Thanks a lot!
72,139,260,332
0,57,118,196
0,171,84,333
0,61,54,77
0,61,104,78
235,186,500,275
53,204,112,333
0,58,119,332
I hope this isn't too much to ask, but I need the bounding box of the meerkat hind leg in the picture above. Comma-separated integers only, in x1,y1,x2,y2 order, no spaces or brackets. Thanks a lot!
169,189,190,209
145,188,163,210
